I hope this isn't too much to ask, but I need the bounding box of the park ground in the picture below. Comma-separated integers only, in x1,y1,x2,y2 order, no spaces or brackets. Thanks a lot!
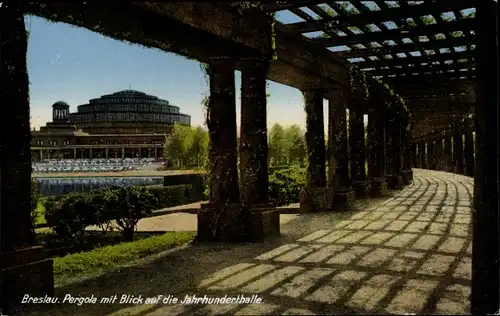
22,169,472,315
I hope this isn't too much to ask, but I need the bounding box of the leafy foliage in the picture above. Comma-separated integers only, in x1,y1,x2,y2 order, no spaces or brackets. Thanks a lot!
43,184,204,245
268,123,307,166
164,124,209,168
268,166,306,206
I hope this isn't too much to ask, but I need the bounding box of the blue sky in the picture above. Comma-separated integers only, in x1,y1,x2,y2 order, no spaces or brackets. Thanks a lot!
26,14,329,132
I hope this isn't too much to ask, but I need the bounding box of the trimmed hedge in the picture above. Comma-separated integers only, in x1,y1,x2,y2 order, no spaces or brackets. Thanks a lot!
44,184,204,243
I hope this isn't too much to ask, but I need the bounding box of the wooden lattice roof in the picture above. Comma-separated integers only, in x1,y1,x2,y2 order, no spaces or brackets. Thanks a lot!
262,0,477,99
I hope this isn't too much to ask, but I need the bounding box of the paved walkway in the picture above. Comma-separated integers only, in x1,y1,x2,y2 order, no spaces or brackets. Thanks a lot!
25,169,472,315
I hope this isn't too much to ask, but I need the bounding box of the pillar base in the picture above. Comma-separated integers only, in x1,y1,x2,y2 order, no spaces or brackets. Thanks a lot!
299,187,334,213
401,170,413,185
370,178,389,197
352,180,371,198
1,246,54,314
386,174,404,190
332,186,356,211
196,203,280,242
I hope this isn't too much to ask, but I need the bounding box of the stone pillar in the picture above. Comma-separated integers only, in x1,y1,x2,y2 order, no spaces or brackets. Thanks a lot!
418,141,426,169
39,149,43,161
453,127,464,174
464,118,475,177
411,143,417,169
105,148,109,159
434,138,444,170
427,140,436,170
198,60,278,242
0,4,54,313
349,102,370,197
330,88,355,210
443,135,452,172
73,148,76,159
385,107,403,189
301,89,330,212
471,1,499,313
367,104,388,197
401,127,413,185
154,147,158,159
89,148,93,159
238,59,279,237
121,147,125,159
239,60,270,206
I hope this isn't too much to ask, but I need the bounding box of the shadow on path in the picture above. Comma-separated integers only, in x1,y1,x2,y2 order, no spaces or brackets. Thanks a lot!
22,169,472,316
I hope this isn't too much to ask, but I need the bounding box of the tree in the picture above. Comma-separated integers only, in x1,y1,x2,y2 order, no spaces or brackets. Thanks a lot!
163,124,193,168
164,124,210,169
283,124,307,166
189,126,209,167
268,123,287,165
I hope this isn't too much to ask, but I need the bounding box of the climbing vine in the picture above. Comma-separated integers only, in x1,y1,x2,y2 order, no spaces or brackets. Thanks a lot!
347,64,370,101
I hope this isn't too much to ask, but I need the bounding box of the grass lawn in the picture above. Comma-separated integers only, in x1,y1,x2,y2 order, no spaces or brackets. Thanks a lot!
53,231,195,284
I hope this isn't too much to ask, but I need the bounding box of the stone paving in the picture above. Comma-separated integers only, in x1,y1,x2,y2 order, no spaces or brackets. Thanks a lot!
24,169,472,316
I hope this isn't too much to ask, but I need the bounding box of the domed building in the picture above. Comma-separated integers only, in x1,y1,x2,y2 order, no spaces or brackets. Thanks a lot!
31,90,191,160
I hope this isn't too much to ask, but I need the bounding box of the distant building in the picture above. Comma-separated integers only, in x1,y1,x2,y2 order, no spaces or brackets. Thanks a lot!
31,90,191,160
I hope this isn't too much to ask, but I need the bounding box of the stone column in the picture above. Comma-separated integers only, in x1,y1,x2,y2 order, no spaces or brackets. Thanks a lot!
301,89,329,212
434,138,444,170
73,148,77,159
327,89,355,210
105,148,109,159
0,4,54,313
236,59,279,240
401,127,413,185
367,104,388,196
443,134,452,172
471,1,499,313
198,60,276,242
121,147,125,159
239,60,270,206
154,147,158,159
464,118,475,177
385,107,403,189
349,102,371,197
426,140,435,169
411,143,417,169
418,141,426,169
453,127,464,174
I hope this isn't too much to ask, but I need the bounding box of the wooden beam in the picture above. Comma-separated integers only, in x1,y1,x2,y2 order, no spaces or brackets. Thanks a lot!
23,3,260,62
356,51,475,69
380,72,476,87
308,18,474,46
260,1,327,12
366,61,476,77
337,36,472,58
287,0,474,33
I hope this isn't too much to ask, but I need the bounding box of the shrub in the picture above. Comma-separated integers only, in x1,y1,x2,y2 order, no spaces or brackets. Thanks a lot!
268,167,306,206
44,193,94,246
43,184,202,244
109,187,158,241
88,188,119,234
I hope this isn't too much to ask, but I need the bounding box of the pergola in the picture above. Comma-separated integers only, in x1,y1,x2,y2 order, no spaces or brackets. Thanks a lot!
262,0,478,138
0,1,497,315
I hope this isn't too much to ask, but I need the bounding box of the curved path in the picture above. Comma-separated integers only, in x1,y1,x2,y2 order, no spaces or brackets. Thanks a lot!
24,169,472,315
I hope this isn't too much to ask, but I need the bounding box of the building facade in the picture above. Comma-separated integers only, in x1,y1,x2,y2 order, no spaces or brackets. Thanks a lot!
31,90,191,160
